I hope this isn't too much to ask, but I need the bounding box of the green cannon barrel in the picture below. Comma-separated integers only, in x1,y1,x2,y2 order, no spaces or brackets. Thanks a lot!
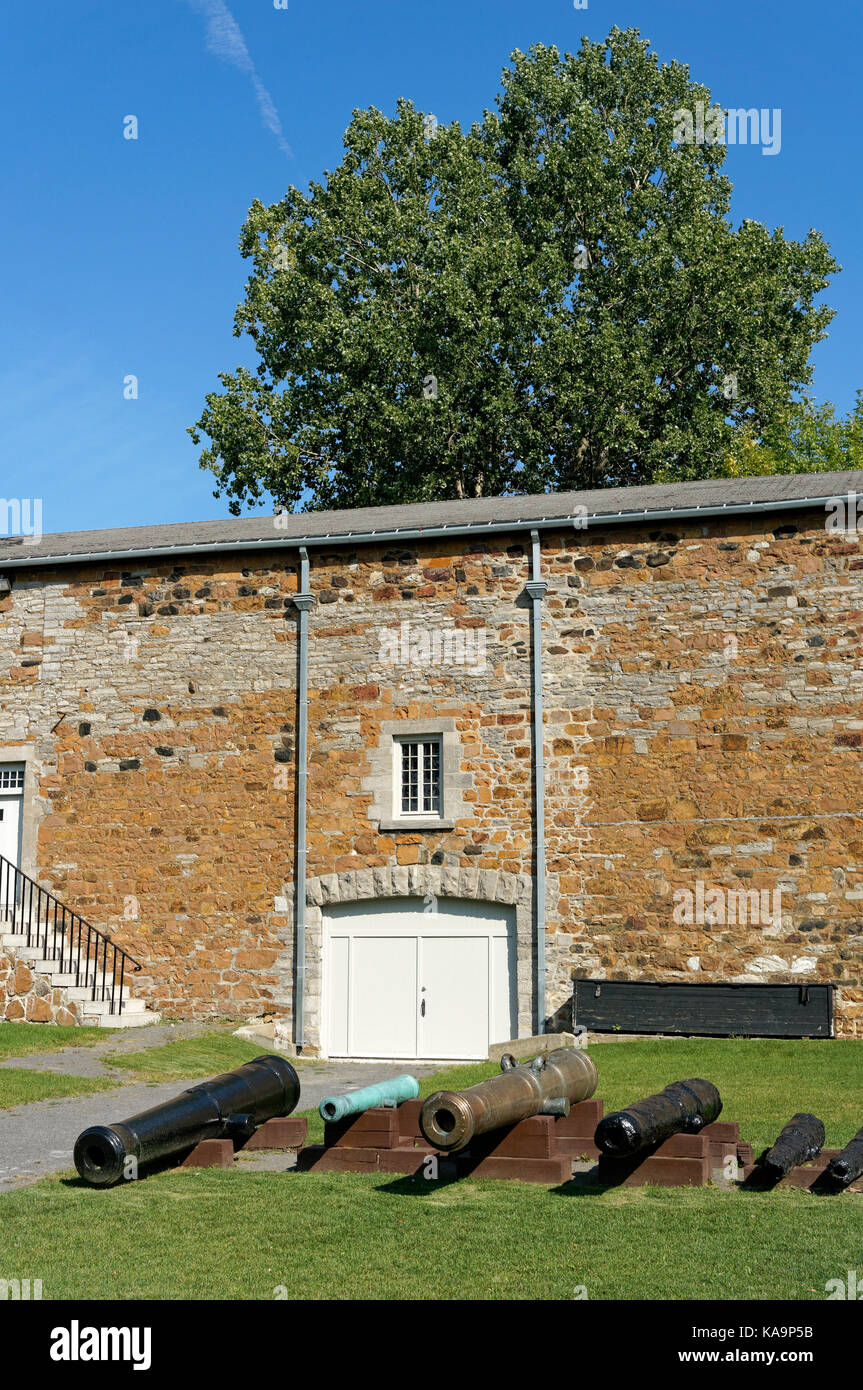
420,1047,597,1152
319,1074,419,1123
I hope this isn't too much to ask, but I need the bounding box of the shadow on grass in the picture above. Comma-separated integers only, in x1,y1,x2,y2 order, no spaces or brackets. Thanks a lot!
373,1165,464,1197
57,1146,206,1191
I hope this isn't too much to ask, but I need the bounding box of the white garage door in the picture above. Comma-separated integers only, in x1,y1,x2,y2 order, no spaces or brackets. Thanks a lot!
324,897,517,1060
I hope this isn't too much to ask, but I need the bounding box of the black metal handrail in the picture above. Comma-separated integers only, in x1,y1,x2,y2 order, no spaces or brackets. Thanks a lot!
0,853,141,1016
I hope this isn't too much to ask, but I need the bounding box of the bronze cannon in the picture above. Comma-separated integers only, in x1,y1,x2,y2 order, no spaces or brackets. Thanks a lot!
594,1078,722,1158
74,1054,300,1186
420,1046,597,1152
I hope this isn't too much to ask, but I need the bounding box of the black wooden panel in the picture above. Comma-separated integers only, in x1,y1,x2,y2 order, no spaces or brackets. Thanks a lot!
572,979,833,1038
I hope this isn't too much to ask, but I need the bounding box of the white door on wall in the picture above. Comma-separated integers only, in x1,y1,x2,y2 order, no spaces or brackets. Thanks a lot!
0,764,24,866
324,897,517,1060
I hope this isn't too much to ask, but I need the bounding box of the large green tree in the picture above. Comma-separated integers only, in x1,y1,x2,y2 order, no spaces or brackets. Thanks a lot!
190,28,839,513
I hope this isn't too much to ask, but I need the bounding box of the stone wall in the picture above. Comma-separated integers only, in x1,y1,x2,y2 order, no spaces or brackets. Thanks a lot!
0,947,81,1024
0,499,861,1037
0,556,299,1021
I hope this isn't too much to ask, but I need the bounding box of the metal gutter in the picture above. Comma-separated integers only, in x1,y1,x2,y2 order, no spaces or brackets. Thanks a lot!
525,530,548,1035
291,548,315,1051
1,490,857,569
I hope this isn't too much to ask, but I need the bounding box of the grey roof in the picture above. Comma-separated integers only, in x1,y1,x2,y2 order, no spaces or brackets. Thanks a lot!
1,470,861,569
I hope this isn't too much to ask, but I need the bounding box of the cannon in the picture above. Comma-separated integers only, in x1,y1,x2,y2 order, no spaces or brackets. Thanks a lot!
420,1047,597,1152
74,1054,300,1187
594,1078,722,1158
760,1113,825,1179
824,1125,863,1188
319,1074,419,1123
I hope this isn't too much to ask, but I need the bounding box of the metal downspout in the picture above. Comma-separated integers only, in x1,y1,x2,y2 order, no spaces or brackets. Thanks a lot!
526,530,548,1033
292,548,315,1051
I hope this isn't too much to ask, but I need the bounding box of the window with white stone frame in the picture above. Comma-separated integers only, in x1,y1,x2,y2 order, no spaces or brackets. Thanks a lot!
363,720,469,832
394,737,442,818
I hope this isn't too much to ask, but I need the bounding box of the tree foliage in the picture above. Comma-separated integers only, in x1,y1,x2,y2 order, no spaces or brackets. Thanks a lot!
190,28,839,513
711,392,863,478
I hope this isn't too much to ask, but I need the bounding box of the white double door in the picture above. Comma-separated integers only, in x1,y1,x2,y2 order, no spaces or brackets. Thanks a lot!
324,898,516,1060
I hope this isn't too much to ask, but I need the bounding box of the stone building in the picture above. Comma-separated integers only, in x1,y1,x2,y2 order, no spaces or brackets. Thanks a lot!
0,470,861,1047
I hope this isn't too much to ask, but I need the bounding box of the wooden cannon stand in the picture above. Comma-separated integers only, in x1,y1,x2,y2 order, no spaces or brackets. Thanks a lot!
294,1097,754,1187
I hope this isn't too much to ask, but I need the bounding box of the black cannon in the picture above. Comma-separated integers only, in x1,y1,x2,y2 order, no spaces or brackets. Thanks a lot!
824,1126,863,1188
760,1112,825,1179
74,1054,300,1186
594,1078,722,1158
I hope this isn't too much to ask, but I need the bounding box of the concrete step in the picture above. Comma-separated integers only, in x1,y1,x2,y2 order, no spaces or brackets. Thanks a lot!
8,946,66,963
81,1008,162,1029
63,980,129,1001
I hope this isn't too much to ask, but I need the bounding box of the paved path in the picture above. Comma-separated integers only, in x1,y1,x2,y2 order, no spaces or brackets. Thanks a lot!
0,1021,215,1078
0,1053,439,1193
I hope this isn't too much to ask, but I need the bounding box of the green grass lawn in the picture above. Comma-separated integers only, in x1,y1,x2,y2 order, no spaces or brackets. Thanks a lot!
0,1069,119,1109
3,1167,860,1300
3,1037,863,1298
100,1029,324,1082
0,1021,110,1060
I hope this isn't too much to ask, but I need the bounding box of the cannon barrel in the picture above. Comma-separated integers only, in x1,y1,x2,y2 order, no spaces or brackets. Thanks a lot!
74,1054,300,1187
595,1078,722,1158
824,1125,863,1188
319,1074,419,1123
420,1047,597,1152
761,1113,825,1179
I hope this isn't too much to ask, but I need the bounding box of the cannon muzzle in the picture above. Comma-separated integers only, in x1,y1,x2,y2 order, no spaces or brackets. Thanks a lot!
595,1078,722,1158
420,1047,597,1152
74,1053,300,1186
824,1125,863,1188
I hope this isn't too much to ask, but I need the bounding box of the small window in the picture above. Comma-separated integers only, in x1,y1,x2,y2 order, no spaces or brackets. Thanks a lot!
0,765,24,793
395,738,441,817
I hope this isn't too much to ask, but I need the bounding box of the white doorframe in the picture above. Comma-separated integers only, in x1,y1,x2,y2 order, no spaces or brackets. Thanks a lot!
0,762,25,868
322,899,516,1060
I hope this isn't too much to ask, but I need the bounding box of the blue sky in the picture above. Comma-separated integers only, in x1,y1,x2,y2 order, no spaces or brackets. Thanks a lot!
0,0,860,534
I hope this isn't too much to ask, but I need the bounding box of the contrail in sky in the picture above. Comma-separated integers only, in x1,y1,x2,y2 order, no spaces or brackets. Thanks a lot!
184,0,292,156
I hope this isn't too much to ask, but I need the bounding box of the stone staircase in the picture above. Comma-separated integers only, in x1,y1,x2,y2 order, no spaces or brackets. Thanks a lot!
0,925,161,1027
0,854,160,1028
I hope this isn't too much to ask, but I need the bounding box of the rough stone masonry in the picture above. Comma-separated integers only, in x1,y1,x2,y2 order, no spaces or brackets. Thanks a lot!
0,478,861,1042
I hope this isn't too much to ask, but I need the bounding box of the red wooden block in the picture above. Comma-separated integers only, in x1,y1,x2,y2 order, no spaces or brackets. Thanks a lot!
456,1153,572,1184
472,1115,556,1160
378,1149,435,1175
296,1145,379,1173
555,1097,605,1135
651,1133,711,1159
701,1121,741,1143
325,1107,400,1150
181,1139,234,1169
397,1099,425,1138
597,1154,710,1187
244,1117,308,1150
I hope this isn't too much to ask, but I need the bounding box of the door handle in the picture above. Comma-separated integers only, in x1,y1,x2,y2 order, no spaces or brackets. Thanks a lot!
420,998,426,1017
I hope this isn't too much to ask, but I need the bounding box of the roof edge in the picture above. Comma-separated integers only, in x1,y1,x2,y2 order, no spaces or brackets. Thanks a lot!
0,488,856,570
